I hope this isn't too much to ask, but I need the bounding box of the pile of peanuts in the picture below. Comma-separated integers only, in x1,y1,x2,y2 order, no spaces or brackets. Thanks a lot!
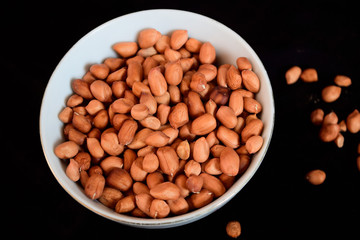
285,66,360,185
54,28,265,219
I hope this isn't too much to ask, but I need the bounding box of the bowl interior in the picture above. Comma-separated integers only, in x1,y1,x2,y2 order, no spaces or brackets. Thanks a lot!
40,9,274,228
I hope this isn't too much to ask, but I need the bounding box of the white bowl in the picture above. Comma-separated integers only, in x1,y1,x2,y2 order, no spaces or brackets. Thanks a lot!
40,9,275,229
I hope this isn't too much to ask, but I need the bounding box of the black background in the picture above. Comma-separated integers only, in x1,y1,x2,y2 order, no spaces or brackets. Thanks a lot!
4,0,359,239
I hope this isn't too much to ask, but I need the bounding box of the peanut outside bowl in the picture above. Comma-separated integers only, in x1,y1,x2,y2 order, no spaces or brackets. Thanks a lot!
39,9,275,229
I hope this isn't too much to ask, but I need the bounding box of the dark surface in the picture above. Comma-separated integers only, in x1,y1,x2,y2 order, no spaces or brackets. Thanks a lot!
5,0,359,239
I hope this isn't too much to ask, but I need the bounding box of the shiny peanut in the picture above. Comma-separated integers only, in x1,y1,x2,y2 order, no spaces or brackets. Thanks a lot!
321,85,341,103
55,141,79,159
285,66,301,85
98,187,123,209
168,102,189,129
300,68,318,82
138,28,161,49
149,181,181,200
199,42,216,64
100,156,123,175
219,147,240,176
106,168,133,191
191,113,217,135
65,158,80,181
193,137,210,163
148,66,168,96
84,174,105,200
149,199,170,219
346,109,360,133
306,169,326,185
112,42,138,58
115,195,136,213
216,106,237,129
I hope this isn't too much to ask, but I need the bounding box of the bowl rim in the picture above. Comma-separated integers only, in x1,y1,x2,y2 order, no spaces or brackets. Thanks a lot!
40,8,275,228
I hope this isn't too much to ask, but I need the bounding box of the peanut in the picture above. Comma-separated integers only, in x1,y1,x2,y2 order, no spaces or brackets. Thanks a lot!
55,28,266,219
146,171,164,189
310,108,324,126
149,182,181,200
285,66,301,85
71,79,93,99
130,157,148,182
300,68,318,82
170,29,188,50
305,169,326,185
98,187,123,209
216,106,237,129
115,195,136,213
156,146,180,177
346,109,360,133
84,174,105,200
200,172,226,197
100,132,124,156
118,119,138,145
138,28,161,49
148,66,168,96
245,135,264,154
229,90,244,116
319,124,340,142
74,152,91,171
89,64,109,80
135,193,153,216
165,60,183,85
176,140,190,160
226,65,242,90
210,86,230,105
334,74,351,87
190,189,214,208
131,103,149,121
106,168,133,191
219,147,240,176
149,199,170,219
226,220,241,238
241,69,260,93
65,158,80,181
184,159,201,177
199,42,216,64
54,141,79,159
100,156,123,175
142,152,159,173
185,38,202,53
321,85,341,103
190,72,207,93
167,197,189,215
168,102,189,129
191,113,217,135
113,42,138,58
236,57,252,71
90,80,113,103
192,137,210,163
216,126,240,148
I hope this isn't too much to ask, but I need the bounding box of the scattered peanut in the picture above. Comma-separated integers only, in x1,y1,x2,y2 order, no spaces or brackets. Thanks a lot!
305,169,326,185
300,68,318,82
334,74,351,87
310,108,324,126
346,109,360,134
286,64,359,184
226,220,241,238
55,28,266,219
285,66,302,85
321,85,341,103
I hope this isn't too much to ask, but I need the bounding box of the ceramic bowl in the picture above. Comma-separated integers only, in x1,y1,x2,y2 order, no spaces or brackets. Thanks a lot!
40,9,275,229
